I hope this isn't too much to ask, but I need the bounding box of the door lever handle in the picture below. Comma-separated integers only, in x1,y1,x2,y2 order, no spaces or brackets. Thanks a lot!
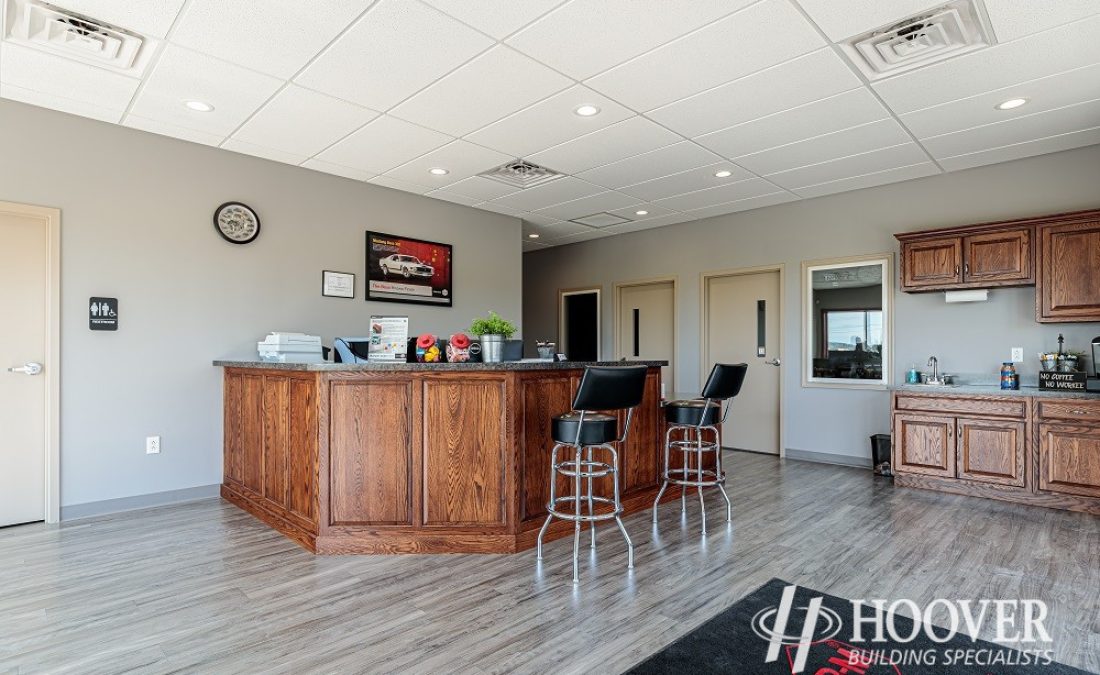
765,358,781,367
7,362,42,375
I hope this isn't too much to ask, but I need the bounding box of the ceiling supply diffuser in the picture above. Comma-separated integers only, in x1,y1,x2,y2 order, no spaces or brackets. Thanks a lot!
838,0,995,81
479,159,565,189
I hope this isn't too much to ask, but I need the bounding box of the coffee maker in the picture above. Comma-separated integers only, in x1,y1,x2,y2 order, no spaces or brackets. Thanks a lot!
1090,336,1100,392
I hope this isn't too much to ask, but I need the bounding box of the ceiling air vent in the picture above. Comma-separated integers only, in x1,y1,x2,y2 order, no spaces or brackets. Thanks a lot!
4,0,154,76
479,159,565,189
838,0,994,80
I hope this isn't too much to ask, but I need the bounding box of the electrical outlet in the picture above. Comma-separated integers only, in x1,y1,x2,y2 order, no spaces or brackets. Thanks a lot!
146,436,161,454
1011,347,1024,362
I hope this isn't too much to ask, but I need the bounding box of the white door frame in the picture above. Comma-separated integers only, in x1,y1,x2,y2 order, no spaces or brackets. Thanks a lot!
613,275,677,385
558,286,602,361
700,264,786,458
1,200,61,524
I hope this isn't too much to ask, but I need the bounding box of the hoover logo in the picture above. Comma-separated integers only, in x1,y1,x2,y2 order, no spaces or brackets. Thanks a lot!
752,584,843,674
751,585,1055,674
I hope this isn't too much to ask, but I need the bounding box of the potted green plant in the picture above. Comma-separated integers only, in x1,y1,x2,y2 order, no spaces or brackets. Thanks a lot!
469,311,516,363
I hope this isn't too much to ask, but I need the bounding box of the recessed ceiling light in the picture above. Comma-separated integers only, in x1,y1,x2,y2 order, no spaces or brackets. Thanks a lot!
995,97,1028,110
635,210,649,216
574,105,601,117
528,233,540,239
714,169,733,178
428,167,449,176
183,100,214,112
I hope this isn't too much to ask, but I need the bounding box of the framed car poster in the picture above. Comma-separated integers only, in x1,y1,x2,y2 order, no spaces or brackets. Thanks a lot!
365,231,453,307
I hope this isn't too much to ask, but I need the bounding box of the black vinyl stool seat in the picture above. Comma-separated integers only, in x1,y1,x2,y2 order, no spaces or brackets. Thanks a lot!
664,399,721,427
552,412,618,445
537,365,648,584
653,363,747,534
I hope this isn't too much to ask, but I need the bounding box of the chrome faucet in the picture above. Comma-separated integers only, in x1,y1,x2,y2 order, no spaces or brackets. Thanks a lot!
926,356,944,385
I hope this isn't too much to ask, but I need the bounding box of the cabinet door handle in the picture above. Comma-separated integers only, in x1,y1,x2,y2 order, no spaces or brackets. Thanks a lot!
964,263,970,277
954,265,960,277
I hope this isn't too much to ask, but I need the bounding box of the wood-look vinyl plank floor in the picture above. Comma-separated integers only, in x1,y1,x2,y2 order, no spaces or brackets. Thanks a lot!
1,452,1097,674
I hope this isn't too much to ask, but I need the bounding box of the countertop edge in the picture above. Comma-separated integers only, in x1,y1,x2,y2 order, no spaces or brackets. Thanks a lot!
213,359,670,372
891,384,1099,400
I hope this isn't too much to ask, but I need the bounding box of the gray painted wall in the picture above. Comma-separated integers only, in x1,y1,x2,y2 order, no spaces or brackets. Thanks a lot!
0,100,523,508
523,145,1100,460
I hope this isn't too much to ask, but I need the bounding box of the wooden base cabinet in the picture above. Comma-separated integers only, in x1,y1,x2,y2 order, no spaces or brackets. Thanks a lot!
892,391,1100,515
221,364,670,554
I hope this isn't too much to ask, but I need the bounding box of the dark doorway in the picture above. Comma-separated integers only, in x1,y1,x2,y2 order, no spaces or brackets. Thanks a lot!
561,290,599,362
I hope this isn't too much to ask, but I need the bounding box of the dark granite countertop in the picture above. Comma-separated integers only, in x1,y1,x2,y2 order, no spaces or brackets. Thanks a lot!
892,383,1099,399
214,359,668,372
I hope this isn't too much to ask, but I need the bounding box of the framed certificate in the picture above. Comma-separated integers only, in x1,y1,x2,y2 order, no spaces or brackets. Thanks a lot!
322,270,355,299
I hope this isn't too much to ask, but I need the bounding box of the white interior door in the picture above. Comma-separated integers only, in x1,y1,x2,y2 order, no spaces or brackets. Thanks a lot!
705,271,781,455
617,281,675,389
1,207,49,527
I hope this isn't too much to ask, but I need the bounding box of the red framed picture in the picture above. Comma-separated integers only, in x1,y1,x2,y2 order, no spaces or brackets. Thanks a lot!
365,231,453,307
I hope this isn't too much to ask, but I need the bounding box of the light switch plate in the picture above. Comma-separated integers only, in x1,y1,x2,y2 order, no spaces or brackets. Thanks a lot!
1011,347,1024,362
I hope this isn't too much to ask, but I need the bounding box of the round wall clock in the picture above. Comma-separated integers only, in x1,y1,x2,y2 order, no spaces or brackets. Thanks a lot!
213,202,261,244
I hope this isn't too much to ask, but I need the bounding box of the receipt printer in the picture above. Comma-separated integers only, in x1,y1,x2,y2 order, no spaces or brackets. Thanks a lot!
257,332,324,363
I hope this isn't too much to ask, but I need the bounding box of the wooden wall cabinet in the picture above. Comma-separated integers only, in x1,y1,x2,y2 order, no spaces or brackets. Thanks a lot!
897,225,1032,292
1036,216,1100,322
892,391,1100,515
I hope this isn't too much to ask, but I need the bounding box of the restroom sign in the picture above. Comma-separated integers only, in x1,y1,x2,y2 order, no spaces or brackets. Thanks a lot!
89,297,118,331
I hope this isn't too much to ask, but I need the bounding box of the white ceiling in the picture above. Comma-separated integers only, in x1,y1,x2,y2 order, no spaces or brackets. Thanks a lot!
1,0,1097,253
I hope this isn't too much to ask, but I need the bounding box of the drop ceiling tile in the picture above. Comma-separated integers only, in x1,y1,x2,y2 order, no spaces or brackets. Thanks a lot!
443,176,521,201
549,229,614,246
232,85,378,157
527,117,681,174
735,119,912,176
576,142,723,189
295,0,493,111
506,0,750,81
765,143,930,190
475,201,525,217
792,0,936,41
129,45,282,136
427,190,482,207
523,239,550,252
490,177,606,211
618,163,755,201
421,0,569,39
383,140,511,187
0,83,122,123
794,163,941,199
368,175,433,195
521,214,564,228
680,191,798,218
122,114,224,146
301,159,375,181
315,115,452,175
696,88,890,159
603,213,696,234
52,0,186,38
523,219,595,238
171,0,373,78
872,16,1100,115
0,43,139,112
587,0,825,112
606,204,681,221
922,98,1100,159
221,139,309,165
390,46,571,137
647,49,862,138
937,126,1100,172
899,64,1100,139
653,178,781,211
984,0,1100,42
464,85,634,157
533,191,642,221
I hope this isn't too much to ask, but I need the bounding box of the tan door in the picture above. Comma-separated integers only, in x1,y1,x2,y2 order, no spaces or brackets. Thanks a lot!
705,270,780,454
617,281,674,389
1,206,49,526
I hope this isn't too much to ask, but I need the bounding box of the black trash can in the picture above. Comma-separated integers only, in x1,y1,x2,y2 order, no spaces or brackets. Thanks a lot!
870,434,892,477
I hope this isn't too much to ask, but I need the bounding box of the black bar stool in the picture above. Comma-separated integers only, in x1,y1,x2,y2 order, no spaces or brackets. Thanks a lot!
653,363,748,534
536,365,649,584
